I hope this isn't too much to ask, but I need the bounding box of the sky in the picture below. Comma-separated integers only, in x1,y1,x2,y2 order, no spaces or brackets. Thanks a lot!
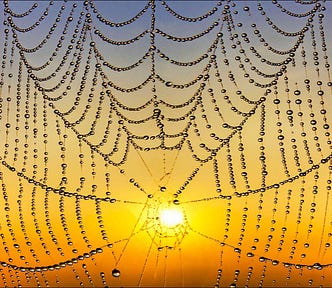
0,1,331,287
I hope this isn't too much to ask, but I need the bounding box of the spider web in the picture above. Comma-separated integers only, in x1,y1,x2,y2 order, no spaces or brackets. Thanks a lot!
0,0,331,287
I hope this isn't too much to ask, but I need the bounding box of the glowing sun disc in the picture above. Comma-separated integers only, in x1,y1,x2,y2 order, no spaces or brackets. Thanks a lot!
159,208,184,228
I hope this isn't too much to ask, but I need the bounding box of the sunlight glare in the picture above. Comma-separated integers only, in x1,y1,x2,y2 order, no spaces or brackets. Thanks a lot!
159,208,184,228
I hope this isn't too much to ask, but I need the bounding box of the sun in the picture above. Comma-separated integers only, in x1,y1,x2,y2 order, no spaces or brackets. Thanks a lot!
143,199,188,247
159,207,184,228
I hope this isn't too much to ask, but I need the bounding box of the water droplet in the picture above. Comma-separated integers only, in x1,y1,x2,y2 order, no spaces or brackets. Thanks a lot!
272,260,279,266
234,248,241,253
313,263,322,270
112,268,120,277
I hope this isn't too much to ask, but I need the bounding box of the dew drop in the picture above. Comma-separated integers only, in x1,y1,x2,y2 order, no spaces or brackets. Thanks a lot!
272,260,279,266
313,263,322,270
112,268,120,277
234,248,241,253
